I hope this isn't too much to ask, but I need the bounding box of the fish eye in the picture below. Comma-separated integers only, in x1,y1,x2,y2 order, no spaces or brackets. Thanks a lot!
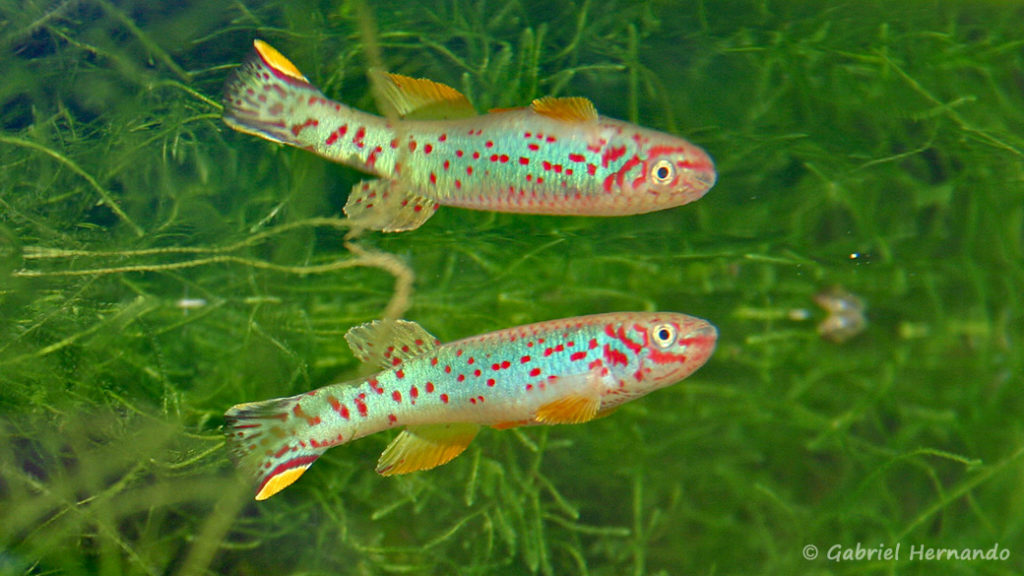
651,160,674,185
650,323,676,349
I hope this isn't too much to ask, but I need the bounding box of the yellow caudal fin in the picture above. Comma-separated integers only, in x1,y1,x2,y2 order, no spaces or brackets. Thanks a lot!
224,396,327,500
253,39,307,82
222,40,328,147
343,179,439,232
376,423,481,476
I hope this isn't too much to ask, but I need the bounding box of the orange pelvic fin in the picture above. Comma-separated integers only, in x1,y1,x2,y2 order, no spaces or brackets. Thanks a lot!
535,393,601,425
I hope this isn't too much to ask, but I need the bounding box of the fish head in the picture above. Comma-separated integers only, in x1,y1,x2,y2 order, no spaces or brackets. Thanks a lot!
603,122,717,212
605,312,717,398
636,140,716,210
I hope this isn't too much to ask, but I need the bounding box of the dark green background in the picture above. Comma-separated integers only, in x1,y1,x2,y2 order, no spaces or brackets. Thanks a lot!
1,1,1021,574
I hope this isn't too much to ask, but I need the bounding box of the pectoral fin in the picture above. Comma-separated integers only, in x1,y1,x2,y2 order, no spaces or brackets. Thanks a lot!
376,423,481,476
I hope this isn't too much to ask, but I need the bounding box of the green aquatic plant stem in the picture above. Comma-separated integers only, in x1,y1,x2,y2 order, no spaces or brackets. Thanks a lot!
0,134,144,237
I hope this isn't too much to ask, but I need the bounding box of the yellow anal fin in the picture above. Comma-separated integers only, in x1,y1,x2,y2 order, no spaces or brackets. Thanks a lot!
253,39,308,82
376,423,480,476
344,179,438,232
530,96,598,123
370,69,477,120
535,393,601,425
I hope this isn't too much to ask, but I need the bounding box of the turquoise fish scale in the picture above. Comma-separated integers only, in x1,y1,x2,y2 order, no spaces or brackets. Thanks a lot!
222,40,716,230
225,311,717,500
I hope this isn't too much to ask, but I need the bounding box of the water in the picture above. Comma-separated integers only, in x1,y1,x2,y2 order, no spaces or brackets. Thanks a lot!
0,1,1021,574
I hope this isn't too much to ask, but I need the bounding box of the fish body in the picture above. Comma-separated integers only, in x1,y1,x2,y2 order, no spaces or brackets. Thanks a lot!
225,311,717,500
222,40,717,231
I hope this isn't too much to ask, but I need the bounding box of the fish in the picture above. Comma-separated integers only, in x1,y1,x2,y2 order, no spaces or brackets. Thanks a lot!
222,40,717,232
224,311,717,500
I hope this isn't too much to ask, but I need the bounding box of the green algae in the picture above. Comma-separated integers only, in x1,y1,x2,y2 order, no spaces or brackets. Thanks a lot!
1,1,1022,575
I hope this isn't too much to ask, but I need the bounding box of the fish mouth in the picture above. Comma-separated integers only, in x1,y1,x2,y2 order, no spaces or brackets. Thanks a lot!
666,168,716,207
692,167,717,191
684,321,718,368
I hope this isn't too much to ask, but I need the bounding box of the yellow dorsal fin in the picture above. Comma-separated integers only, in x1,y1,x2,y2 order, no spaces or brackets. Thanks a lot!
530,96,598,123
535,393,601,425
253,39,308,82
369,69,477,120
344,317,441,369
376,423,481,476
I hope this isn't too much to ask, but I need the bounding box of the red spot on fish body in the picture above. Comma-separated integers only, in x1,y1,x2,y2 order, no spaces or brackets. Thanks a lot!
353,395,368,417
603,344,629,367
440,393,449,404
602,145,626,168
392,390,402,403
290,118,318,137
570,351,587,361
